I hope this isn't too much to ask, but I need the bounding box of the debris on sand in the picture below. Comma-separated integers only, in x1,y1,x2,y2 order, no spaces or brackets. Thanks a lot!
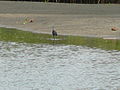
23,17,34,24
111,27,118,31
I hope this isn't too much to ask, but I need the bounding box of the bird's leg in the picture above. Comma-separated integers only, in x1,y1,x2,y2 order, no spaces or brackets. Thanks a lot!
52,36,55,45
53,36,55,40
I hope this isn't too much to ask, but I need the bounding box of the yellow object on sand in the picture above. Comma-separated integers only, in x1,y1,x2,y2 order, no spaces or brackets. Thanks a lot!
23,21,27,24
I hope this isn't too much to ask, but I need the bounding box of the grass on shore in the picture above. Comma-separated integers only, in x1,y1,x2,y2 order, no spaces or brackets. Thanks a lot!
0,27,120,51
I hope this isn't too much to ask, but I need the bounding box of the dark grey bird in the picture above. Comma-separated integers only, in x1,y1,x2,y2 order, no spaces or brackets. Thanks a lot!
52,30,57,36
52,29,57,40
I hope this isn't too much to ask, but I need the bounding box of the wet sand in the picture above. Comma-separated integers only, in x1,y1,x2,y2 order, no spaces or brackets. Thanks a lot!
0,1,120,38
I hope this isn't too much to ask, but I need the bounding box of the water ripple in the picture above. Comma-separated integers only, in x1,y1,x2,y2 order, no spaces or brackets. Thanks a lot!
0,41,120,90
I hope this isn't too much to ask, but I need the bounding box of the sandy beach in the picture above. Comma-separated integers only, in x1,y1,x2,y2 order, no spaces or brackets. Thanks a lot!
0,1,120,38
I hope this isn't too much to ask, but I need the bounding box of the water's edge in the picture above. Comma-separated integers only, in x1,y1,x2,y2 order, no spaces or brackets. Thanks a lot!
0,27,120,51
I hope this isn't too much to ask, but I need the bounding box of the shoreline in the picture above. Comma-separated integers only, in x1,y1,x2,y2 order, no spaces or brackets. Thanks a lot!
1,24,120,40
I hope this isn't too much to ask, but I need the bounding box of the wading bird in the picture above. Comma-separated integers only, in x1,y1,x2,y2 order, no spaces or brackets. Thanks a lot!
52,27,57,40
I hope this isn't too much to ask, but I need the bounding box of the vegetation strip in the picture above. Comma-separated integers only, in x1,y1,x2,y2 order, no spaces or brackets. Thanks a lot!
5,0,120,4
0,27,120,50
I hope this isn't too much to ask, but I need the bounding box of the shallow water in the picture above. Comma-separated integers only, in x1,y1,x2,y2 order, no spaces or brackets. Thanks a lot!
0,41,120,90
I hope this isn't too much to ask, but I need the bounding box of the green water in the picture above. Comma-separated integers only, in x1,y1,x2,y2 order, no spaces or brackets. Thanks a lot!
0,27,120,50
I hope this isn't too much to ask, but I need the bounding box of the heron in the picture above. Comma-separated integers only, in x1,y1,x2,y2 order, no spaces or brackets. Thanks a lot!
52,27,57,40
